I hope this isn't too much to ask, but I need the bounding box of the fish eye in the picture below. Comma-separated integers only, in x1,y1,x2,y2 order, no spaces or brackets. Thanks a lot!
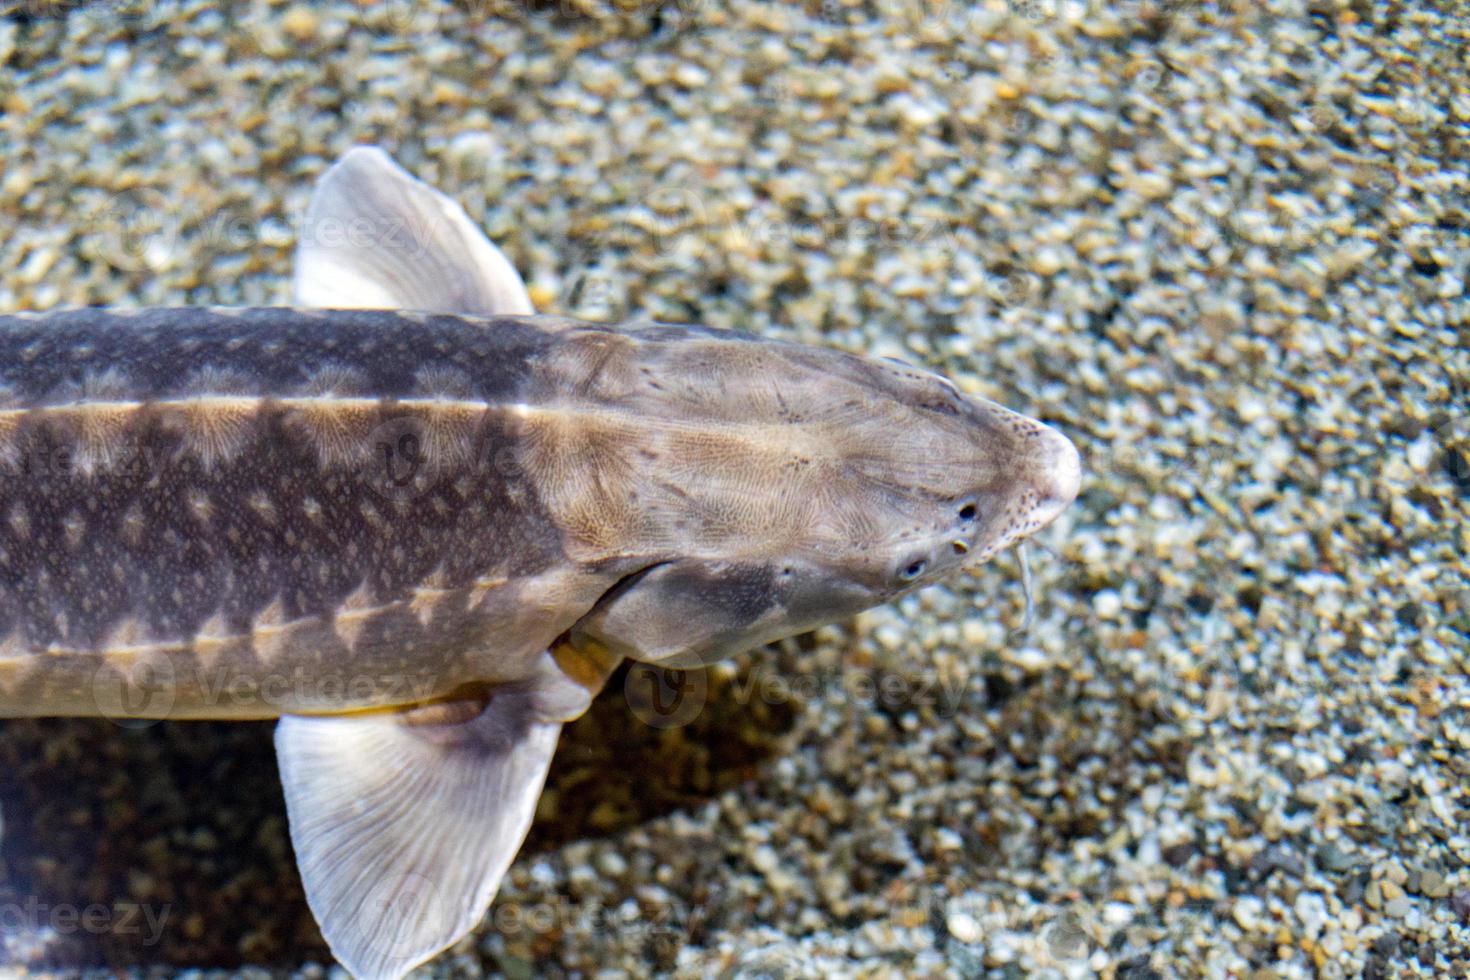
958,502,977,522
899,558,928,581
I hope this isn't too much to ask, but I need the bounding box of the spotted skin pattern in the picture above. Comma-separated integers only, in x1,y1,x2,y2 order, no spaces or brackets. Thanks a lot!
0,308,581,715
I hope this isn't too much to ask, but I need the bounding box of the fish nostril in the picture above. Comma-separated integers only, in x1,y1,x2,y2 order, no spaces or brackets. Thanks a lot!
951,541,969,556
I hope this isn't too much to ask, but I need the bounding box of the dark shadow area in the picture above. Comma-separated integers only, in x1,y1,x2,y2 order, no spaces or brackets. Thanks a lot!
0,659,799,970
0,715,319,969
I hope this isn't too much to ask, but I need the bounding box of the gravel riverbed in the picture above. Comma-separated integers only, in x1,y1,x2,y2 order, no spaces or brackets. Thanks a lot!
0,0,1467,977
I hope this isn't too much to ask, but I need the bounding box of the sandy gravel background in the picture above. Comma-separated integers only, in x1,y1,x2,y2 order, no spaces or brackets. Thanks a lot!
0,0,1467,977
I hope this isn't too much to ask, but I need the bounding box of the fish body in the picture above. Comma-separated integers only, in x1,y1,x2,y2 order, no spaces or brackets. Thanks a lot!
0,307,573,718
0,306,1073,718
0,148,1080,979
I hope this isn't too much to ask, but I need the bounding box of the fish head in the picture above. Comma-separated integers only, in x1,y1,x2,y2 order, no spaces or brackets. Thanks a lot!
563,330,1081,667
769,344,1082,589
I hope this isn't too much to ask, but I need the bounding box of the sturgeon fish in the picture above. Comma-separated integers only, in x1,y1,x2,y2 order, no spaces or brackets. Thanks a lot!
0,147,1080,978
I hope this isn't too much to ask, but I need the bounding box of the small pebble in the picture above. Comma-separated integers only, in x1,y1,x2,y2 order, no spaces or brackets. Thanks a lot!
280,7,318,42
1417,869,1448,898
946,910,983,945
1233,896,1265,931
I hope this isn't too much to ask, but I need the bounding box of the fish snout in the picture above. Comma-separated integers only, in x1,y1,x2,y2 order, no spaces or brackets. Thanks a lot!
1029,423,1081,528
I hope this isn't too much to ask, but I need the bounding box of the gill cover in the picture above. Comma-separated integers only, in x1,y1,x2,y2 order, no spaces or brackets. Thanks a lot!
571,559,873,668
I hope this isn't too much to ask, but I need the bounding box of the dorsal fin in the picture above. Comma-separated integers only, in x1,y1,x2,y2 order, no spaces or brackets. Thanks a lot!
293,146,534,316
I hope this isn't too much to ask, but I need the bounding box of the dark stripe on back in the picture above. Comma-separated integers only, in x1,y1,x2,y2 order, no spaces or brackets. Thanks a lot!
0,308,566,405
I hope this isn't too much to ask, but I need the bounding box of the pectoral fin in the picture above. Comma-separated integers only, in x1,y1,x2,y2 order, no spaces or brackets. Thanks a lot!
294,145,535,316
275,689,559,980
571,559,871,668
